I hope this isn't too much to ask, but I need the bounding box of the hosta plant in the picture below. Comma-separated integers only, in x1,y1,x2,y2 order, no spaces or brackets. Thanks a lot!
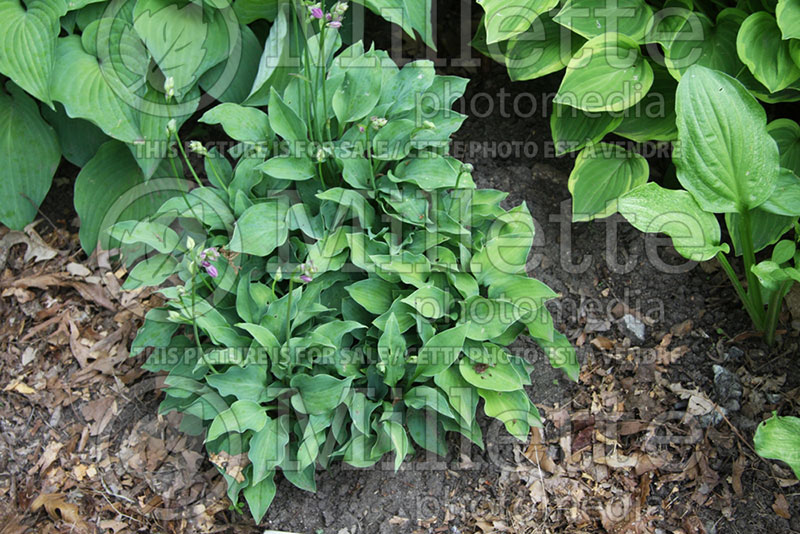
603,66,800,344
754,413,800,479
118,20,577,522
0,0,434,235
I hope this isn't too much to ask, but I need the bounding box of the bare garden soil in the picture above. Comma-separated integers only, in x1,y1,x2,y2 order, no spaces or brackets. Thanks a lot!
1,36,800,534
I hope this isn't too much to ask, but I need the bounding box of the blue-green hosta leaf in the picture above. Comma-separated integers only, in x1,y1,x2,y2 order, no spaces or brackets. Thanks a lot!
0,82,60,230
122,254,179,290
52,35,143,143
244,3,295,105
267,87,307,147
133,0,231,100
478,388,538,440
356,0,436,50
229,200,290,256
106,220,180,254
377,313,407,386
754,414,800,479
258,156,315,181
248,416,289,484
404,386,455,419
389,153,466,190
371,251,432,287
674,65,780,213
317,188,376,228
550,104,623,156
382,420,411,472
333,54,382,124
206,400,267,442
618,182,729,261
233,0,279,23
415,324,468,377
664,9,744,81
0,0,64,105
199,24,262,104
378,60,436,117
243,470,276,524
132,308,179,357
568,143,649,222
74,141,184,254
477,0,558,44
401,286,452,319
206,365,269,403
767,119,800,176
737,12,800,93
555,0,654,43
290,374,353,415
777,0,800,40
504,11,583,81
555,33,654,113
199,103,273,144
345,278,397,315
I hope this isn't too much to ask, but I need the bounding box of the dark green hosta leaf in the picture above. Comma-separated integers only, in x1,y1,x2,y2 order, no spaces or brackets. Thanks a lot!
761,168,800,216
664,10,744,80
199,24,262,104
206,400,267,442
404,386,455,419
371,251,432,287
568,143,649,222
555,34,654,113
613,65,678,143
243,470,276,523
415,324,468,377
267,87,308,147
378,60,435,116
777,0,800,39
132,308,179,357
737,12,800,93
207,365,269,403
725,210,795,256
754,414,800,479
382,420,411,471
333,54,382,124
345,278,397,315
245,3,294,105
317,188,376,228
477,0,558,45
767,119,800,176
229,200,290,257
0,82,60,230
199,103,273,144
40,102,107,167
504,11,582,81
248,415,289,484
289,374,353,415
479,388,537,441
122,254,179,290
674,65,780,213
433,365,479,426
406,408,447,456
555,0,654,43
550,104,622,156
0,0,64,105
618,182,729,261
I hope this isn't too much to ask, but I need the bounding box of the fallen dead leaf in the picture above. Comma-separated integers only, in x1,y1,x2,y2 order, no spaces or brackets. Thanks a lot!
3,379,36,395
773,493,791,519
30,493,88,531
36,441,64,475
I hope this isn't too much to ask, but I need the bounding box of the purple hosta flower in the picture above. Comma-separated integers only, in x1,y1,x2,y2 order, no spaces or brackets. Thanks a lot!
328,20,342,28
309,4,323,19
297,260,317,284
199,247,220,262
299,274,313,283
201,261,218,278
358,124,366,133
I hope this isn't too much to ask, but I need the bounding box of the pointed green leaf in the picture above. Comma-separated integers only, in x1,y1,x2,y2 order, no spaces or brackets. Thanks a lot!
737,12,800,93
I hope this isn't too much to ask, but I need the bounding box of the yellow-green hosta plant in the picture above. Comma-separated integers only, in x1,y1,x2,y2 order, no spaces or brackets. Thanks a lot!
755,413,800,479
590,66,800,344
114,16,577,522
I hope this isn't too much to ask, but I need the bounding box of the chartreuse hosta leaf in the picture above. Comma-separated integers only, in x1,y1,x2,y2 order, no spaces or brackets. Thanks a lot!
568,143,649,222
0,0,65,105
618,182,729,261
737,12,800,93
777,0,800,39
674,65,780,213
555,33,653,113
754,414,800,479
555,0,654,43
504,11,582,81
477,0,558,44
479,389,539,441
0,82,60,230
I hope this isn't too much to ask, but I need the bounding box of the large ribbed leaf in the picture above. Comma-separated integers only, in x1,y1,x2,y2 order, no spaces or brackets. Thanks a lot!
0,0,65,105
0,82,60,229
737,12,800,93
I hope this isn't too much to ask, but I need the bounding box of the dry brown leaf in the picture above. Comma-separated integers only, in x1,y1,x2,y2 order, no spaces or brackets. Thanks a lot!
30,493,87,530
209,451,248,483
0,228,58,269
591,336,615,351
524,427,556,473
773,493,791,519
731,454,745,497
671,319,694,337
36,441,63,475
3,379,36,395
